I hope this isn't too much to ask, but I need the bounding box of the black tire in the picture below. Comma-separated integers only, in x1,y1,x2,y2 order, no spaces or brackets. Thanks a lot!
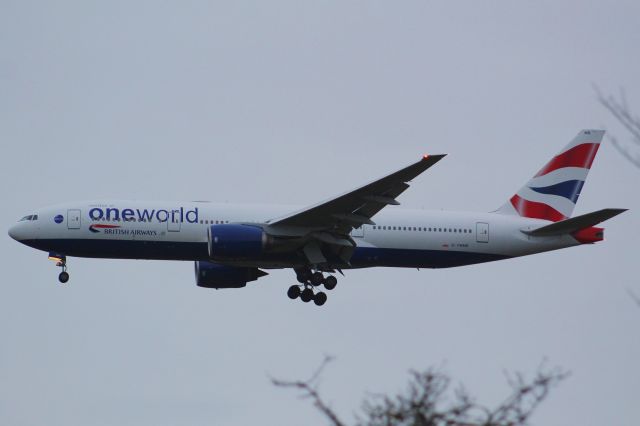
296,269,311,283
58,271,69,284
324,275,337,290
300,288,314,303
287,285,300,300
287,285,301,299
314,292,327,306
310,272,324,286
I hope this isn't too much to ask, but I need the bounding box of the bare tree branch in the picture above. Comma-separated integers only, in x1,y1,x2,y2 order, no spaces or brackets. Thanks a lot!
486,365,569,426
274,359,568,426
594,85,640,168
271,356,346,426
627,288,640,308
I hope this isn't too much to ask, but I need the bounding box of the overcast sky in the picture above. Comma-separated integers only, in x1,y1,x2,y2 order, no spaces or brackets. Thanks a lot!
1,1,639,425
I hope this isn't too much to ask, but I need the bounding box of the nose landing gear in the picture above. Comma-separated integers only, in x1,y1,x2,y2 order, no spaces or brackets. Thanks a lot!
48,253,69,284
287,269,338,306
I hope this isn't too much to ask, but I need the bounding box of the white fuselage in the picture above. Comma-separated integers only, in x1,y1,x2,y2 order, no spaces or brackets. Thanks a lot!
9,200,582,269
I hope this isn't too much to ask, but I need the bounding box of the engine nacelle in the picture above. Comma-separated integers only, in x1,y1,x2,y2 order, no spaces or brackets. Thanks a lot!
195,261,267,289
208,224,267,260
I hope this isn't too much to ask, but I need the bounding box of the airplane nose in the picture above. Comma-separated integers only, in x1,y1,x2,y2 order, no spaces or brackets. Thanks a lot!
8,224,22,241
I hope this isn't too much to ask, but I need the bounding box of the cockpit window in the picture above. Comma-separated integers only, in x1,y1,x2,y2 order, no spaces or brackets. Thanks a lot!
32,214,38,220
19,214,38,221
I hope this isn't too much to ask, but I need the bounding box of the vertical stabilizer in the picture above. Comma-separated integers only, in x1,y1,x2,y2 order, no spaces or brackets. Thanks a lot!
496,130,605,222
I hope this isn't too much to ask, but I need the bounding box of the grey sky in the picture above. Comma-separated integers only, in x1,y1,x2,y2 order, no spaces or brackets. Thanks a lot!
1,1,638,425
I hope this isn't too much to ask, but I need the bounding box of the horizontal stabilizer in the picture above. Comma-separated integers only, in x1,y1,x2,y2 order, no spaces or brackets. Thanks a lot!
523,208,627,237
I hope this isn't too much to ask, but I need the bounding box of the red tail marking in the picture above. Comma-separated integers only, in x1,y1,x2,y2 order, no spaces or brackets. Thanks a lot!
535,143,600,177
510,194,566,222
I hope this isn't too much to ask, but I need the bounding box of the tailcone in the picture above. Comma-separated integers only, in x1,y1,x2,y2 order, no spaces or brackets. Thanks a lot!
572,226,604,244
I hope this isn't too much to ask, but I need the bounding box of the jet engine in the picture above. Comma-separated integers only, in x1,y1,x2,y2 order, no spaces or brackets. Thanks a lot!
207,224,270,260
194,261,267,289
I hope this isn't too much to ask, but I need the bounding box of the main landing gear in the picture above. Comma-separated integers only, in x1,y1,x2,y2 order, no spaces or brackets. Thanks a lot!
48,253,69,283
287,269,338,306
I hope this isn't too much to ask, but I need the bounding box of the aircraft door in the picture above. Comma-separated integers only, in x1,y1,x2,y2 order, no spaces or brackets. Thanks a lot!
167,209,181,232
476,222,489,243
68,209,81,229
351,226,364,238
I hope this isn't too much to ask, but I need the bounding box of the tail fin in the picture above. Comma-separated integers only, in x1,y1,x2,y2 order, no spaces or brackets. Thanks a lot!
496,129,605,221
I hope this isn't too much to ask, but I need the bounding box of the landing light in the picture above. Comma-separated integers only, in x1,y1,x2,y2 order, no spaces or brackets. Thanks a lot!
48,252,66,264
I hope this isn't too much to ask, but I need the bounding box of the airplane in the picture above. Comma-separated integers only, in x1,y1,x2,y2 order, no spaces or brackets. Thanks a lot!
8,130,627,306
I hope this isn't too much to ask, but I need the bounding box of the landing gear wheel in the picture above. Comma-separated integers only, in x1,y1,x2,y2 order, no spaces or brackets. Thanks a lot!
313,291,327,306
310,272,324,286
324,275,337,290
296,269,311,283
300,288,314,303
58,271,69,284
287,285,301,299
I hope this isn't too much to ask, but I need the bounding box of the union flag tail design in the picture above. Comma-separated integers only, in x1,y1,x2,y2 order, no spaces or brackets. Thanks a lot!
497,129,605,222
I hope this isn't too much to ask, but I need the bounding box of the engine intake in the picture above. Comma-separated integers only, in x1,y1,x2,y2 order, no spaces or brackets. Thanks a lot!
195,261,267,289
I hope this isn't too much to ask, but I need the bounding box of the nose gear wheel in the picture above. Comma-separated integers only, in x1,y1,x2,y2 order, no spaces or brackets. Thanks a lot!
50,254,69,284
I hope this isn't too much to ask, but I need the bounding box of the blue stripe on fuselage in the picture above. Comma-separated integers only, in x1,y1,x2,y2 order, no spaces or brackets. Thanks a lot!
350,247,509,268
21,239,209,261
19,239,510,269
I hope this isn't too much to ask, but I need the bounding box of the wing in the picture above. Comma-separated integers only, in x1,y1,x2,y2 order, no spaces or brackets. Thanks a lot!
267,154,446,235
